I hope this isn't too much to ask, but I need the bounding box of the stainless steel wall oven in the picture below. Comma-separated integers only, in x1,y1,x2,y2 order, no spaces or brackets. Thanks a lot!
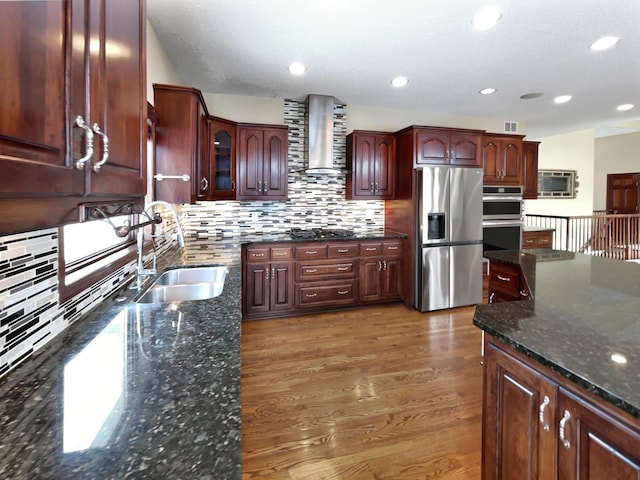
482,186,523,254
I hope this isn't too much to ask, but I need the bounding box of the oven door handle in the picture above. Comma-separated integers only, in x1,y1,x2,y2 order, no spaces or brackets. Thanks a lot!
482,220,524,228
482,195,524,202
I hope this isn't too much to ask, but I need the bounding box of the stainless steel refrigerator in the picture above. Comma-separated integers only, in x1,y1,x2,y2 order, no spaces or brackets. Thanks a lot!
416,166,483,312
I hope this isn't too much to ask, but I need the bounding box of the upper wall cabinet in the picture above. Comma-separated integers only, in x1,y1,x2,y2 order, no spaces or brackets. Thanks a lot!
208,116,238,201
237,125,288,201
482,134,524,185
395,126,483,168
153,84,209,204
0,0,146,235
522,141,540,199
346,131,396,199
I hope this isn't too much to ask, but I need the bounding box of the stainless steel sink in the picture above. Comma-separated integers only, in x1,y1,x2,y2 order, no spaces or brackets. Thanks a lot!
135,266,227,304
154,266,227,286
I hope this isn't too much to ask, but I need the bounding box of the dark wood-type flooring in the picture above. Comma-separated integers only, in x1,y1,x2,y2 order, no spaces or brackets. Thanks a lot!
241,304,483,479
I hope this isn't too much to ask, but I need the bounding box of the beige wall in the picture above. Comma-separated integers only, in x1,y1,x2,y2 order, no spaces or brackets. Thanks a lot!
203,93,284,124
146,19,183,103
593,132,640,210
524,129,595,216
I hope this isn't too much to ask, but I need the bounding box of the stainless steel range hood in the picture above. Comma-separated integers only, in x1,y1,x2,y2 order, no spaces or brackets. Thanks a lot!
305,94,343,175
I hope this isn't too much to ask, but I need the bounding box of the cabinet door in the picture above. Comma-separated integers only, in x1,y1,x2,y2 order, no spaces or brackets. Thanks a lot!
483,341,558,480
195,104,209,200
374,134,396,198
0,1,83,196
500,139,523,185
557,389,640,480
360,258,382,303
350,133,377,197
482,137,501,183
262,128,288,199
87,0,145,196
244,264,270,316
522,141,539,199
415,131,449,165
270,262,294,313
209,118,237,200
237,127,263,198
381,256,402,300
450,133,481,167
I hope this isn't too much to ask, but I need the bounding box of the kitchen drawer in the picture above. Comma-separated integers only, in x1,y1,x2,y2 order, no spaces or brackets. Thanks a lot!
489,262,521,295
295,245,328,260
246,247,270,263
296,261,357,281
328,243,359,258
295,281,357,308
360,243,382,256
271,246,293,260
383,241,403,256
522,230,553,249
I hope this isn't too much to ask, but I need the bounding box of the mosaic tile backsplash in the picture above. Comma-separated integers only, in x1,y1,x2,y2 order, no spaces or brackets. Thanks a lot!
0,99,386,378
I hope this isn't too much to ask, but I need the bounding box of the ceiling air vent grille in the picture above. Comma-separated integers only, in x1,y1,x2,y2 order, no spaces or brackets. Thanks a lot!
504,121,518,133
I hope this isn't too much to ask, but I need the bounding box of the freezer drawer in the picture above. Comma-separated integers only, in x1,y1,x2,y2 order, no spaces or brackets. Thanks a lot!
450,243,483,308
418,246,450,311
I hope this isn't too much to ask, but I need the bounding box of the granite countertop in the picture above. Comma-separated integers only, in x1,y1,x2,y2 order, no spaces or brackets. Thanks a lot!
237,228,407,244
522,225,556,232
476,249,640,419
0,241,243,479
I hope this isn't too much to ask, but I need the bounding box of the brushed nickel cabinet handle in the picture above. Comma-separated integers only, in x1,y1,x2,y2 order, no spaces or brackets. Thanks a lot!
337,290,349,295
306,293,317,298
74,115,94,170
253,253,265,257
200,177,209,191
497,274,511,282
387,246,398,250
559,410,571,449
305,250,318,255
337,249,349,253
273,252,288,256
306,268,318,273
538,395,550,432
91,123,109,172
337,267,349,271
365,247,376,251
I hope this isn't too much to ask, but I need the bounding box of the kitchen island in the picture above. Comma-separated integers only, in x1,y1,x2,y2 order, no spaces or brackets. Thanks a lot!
475,249,640,479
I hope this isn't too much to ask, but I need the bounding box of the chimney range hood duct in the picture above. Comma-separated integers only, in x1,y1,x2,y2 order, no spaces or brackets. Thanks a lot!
305,94,343,175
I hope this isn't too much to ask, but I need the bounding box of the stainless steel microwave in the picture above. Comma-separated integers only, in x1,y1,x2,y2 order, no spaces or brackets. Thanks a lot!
482,186,523,221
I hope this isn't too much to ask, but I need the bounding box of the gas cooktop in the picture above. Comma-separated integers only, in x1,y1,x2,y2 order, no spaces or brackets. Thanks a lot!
289,227,355,239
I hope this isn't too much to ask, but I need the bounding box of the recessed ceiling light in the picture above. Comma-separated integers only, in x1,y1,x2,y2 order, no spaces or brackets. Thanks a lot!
471,5,502,30
554,95,572,104
589,36,620,51
479,88,496,95
520,92,544,100
617,104,634,111
391,76,408,87
611,353,627,364
288,62,306,75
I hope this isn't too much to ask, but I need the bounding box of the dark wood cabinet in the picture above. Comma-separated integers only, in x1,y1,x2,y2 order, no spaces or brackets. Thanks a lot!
242,239,404,320
0,0,146,235
522,230,553,249
414,128,482,167
488,260,530,303
153,84,209,204
237,125,288,200
482,134,524,185
522,141,540,199
346,131,396,199
243,246,294,317
208,116,237,200
483,335,640,480
359,241,403,303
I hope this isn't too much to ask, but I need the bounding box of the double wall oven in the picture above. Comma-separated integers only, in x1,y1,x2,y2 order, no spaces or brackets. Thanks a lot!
482,186,524,254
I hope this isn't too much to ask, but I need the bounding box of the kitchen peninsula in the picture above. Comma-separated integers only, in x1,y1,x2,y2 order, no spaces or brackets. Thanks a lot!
475,249,640,478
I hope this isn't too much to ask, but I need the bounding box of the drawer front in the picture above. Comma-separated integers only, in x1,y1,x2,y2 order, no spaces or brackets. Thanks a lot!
295,245,328,260
489,263,520,294
246,247,270,263
271,246,293,260
296,281,357,308
383,241,404,256
360,243,382,256
328,244,359,258
522,233,537,248
296,261,357,281
537,234,552,247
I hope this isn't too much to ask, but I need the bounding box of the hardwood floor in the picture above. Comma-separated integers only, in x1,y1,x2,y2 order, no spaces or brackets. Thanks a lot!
241,304,483,479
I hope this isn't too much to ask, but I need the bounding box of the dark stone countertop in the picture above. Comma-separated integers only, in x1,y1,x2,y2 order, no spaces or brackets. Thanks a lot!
237,228,407,245
522,225,555,232
0,228,406,479
476,249,640,419
0,242,243,480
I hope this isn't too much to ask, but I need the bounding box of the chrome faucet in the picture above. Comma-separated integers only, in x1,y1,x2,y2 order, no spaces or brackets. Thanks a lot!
133,201,185,288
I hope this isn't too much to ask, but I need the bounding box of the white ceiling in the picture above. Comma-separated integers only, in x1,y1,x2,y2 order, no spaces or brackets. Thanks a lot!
147,0,640,139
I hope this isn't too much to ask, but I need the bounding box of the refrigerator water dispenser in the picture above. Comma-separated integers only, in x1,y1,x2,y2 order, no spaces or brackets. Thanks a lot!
427,214,445,240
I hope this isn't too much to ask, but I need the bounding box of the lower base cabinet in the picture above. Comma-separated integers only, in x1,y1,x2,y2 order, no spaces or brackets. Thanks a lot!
242,239,404,320
483,335,640,480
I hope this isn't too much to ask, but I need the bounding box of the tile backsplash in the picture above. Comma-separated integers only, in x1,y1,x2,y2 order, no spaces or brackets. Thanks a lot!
0,98,386,378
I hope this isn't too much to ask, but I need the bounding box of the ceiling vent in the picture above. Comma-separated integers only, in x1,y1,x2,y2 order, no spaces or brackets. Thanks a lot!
504,121,518,133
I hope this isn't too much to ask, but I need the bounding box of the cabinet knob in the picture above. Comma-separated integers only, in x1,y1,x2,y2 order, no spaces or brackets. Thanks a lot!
74,116,94,170
91,123,109,172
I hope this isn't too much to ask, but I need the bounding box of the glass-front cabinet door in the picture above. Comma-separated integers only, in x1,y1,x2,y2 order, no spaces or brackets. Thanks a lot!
208,117,237,200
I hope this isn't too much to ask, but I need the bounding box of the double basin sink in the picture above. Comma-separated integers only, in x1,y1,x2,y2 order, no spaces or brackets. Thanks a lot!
135,266,227,304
